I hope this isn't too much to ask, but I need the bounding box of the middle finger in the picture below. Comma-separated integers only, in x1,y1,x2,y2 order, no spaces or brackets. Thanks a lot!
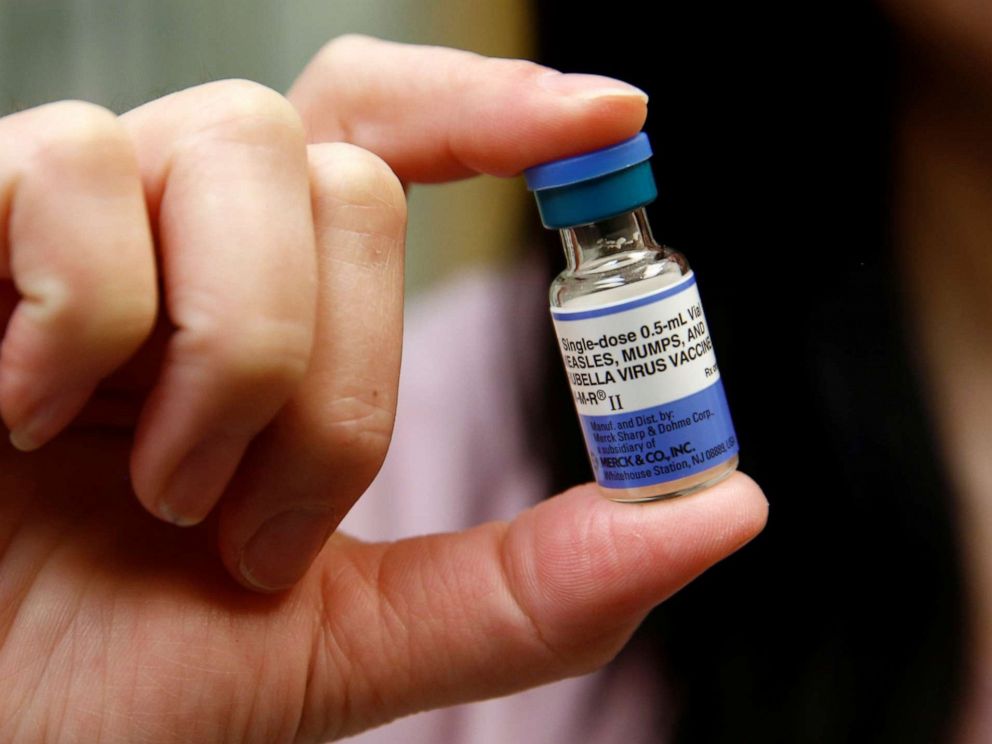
120,80,317,525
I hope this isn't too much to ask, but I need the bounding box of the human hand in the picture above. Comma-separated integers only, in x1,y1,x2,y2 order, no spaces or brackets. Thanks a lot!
0,36,767,742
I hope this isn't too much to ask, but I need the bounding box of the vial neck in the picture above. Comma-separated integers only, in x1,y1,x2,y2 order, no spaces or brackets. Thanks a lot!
560,208,656,272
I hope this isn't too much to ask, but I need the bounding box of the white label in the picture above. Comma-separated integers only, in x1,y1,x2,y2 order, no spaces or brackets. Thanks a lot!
551,272,719,416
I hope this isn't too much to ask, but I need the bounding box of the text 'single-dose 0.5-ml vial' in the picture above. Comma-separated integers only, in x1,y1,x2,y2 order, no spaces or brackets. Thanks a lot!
525,133,739,501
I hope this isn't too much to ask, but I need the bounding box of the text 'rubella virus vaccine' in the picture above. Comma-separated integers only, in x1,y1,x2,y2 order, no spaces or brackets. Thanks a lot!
525,133,739,501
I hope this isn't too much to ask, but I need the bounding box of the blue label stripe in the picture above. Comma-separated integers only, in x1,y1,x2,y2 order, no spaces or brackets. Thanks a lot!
579,379,738,489
551,273,695,321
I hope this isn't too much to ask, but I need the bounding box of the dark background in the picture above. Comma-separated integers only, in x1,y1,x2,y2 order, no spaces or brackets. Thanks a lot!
533,3,968,742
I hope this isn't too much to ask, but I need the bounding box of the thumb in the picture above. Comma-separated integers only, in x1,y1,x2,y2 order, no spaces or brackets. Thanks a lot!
300,472,767,740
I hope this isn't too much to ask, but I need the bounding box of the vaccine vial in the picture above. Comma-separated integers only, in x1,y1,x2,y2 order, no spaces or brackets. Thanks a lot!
525,133,739,501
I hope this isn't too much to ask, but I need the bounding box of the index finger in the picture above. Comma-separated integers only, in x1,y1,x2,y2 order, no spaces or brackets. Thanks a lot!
288,34,648,183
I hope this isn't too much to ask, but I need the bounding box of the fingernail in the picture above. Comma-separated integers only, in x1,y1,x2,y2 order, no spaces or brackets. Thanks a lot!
538,71,649,103
8,391,83,452
239,508,335,592
157,435,244,526
9,424,43,452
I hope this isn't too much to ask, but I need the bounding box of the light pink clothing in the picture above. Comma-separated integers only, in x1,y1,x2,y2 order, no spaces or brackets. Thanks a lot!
340,267,669,744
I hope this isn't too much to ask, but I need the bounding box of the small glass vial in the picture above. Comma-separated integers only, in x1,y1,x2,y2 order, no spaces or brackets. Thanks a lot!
525,133,739,501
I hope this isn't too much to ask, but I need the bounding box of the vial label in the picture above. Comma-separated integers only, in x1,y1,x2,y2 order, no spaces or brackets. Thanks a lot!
552,271,738,490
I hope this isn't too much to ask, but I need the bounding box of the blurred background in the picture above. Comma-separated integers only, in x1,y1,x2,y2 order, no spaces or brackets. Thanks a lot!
0,0,535,293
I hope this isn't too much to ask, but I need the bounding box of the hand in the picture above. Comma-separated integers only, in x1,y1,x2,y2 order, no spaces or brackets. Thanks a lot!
0,36,767,743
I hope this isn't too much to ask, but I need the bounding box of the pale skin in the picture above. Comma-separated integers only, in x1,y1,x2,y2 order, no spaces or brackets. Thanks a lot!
0,36,768,743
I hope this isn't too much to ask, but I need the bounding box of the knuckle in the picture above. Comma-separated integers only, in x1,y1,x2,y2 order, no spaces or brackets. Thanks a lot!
325,391,394,446
314,33,379,71
185,79,304,147
177,300,313,392
307,387,395,479
328,392,392,447
486,56,548,84
502,505,631,670
23,274,156,353
311,143,406,218
309,143,407,268
311,546,388,737
497,525,572,668
25,101,133,173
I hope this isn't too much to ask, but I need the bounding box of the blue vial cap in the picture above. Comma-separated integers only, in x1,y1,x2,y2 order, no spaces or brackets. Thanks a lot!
524,133,657,228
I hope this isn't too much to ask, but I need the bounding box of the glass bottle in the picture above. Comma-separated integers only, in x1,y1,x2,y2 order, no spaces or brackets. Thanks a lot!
525,133,739,501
